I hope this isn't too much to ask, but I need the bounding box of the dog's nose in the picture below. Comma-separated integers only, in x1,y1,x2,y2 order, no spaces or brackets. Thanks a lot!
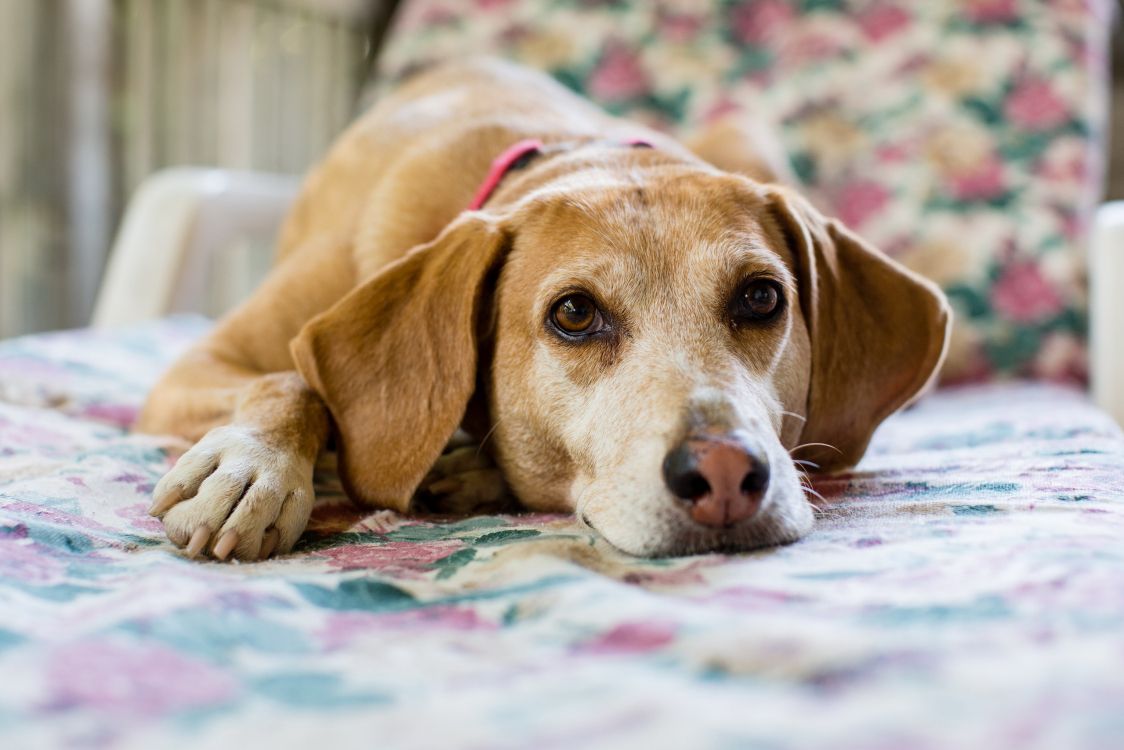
662,433,770,528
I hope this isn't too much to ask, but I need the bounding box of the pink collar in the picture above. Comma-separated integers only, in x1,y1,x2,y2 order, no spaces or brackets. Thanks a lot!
467,137,654,211
467,139,543,211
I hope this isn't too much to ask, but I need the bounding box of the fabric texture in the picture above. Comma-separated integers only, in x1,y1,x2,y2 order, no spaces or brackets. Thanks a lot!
1,319,1123,747
371,0,1113,383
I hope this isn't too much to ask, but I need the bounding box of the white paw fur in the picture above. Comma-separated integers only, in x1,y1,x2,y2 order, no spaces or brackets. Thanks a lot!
150,425,314,561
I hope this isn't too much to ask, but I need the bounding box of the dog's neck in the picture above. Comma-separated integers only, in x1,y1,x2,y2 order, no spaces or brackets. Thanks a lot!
472,137,693,212
468,139,546,210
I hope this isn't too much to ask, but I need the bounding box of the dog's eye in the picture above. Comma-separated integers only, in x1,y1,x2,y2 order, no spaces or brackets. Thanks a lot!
734,279,784,322
550,294,604,336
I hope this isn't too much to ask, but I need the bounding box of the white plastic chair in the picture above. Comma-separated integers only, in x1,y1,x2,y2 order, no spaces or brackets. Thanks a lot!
92,168,301,327
1091,201,1124,426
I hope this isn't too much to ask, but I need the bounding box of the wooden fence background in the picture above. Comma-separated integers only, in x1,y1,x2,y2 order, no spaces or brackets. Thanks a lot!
0,0,393,337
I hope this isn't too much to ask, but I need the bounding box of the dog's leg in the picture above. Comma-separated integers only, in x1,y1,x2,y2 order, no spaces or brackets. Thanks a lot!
139,239,354,560
417,435,512,515
147,371,327,561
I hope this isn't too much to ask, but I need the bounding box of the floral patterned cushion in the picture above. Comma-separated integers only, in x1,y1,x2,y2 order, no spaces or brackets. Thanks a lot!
371,0,1113,383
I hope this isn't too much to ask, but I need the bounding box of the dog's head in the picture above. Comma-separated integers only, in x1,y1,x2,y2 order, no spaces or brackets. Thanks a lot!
292,163,949,556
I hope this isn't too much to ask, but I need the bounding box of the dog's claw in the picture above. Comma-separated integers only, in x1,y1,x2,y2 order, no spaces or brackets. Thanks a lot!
213,530,239,561
185,526,211,559
148,488,181,518
259,528,279,560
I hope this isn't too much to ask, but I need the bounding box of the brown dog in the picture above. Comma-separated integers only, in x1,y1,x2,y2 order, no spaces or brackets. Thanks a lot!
139,58,950,561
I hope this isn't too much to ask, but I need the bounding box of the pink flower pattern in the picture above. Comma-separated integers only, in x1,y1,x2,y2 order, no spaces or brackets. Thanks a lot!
857,4,912,42
991,261,1065,323
575,621,678,654
587,43,650,102
1005,79,1071,131
315,539,463,574
730,0,794,45
43,641,238,719
834,180,891,229
962,0,1019,24
950,157,1007,201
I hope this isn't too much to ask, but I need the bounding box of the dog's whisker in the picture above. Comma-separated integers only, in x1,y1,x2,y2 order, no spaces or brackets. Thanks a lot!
801,486,827,503
779,410,807,423
474,417,505,456
792,458,821,470
789,441,842,455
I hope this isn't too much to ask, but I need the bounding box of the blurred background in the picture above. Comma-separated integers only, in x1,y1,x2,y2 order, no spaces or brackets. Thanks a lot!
0,0,397,338
0,0,1121,380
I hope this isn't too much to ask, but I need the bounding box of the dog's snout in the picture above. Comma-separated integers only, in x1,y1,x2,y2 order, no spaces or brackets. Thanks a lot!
662,433,770,528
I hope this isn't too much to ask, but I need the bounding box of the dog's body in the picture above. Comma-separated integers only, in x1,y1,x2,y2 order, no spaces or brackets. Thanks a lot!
140,58,950,561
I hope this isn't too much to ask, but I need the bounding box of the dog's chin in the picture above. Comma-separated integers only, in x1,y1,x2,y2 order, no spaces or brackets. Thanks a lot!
585,488,816,558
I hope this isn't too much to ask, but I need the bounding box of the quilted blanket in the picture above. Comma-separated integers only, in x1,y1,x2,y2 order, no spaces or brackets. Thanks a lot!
1,318,1123,749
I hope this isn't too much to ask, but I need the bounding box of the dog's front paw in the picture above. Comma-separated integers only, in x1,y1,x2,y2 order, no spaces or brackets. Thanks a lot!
149,425,314,561
420,445,511,514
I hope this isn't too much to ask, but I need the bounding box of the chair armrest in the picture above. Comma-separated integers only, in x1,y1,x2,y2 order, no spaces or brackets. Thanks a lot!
92,168,301,327
1090,201,1124,426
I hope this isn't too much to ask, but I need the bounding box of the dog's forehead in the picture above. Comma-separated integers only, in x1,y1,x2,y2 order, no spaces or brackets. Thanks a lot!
512,174,789,296
524,172,765,240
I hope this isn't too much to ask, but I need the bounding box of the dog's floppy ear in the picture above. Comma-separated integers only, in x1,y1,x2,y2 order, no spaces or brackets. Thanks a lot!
766,187,951,471
290,213,511,512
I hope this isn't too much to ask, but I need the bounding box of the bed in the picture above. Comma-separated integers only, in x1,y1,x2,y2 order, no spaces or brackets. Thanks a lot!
1,316,1122,748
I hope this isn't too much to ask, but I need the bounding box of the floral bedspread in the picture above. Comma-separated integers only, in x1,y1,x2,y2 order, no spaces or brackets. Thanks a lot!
1,318,1123,749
